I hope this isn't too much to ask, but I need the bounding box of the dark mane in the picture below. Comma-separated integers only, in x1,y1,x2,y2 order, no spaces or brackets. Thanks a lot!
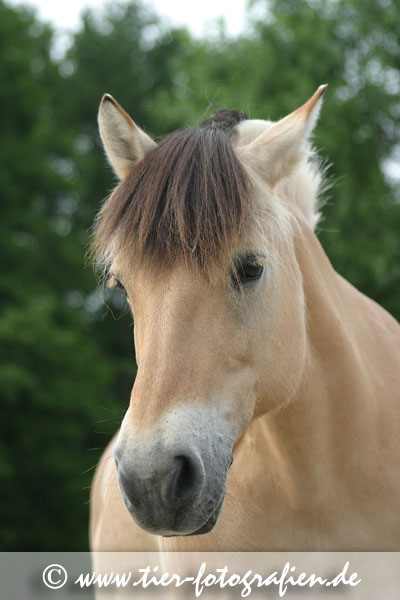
93,110,250,270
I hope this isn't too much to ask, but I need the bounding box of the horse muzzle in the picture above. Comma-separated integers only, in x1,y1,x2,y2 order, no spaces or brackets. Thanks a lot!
113,405,235,536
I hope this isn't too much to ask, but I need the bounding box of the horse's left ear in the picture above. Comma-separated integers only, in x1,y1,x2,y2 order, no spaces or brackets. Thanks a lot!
98,94,157,179
238,85,327,184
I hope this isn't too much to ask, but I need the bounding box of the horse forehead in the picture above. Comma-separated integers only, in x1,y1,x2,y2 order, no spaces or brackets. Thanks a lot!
120,260,223,308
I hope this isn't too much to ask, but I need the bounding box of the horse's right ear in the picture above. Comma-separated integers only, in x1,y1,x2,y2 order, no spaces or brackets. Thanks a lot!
98,94,157,179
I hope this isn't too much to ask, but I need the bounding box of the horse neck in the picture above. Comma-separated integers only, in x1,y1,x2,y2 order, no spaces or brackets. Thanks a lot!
253,218,384,509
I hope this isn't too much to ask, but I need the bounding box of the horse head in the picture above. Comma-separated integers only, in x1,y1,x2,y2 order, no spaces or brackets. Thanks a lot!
92,86,327,536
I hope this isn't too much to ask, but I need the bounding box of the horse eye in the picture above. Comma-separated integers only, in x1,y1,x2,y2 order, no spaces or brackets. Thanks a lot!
115,279,127,295
108,276,127,295
241,261,263,280
232,256,264,288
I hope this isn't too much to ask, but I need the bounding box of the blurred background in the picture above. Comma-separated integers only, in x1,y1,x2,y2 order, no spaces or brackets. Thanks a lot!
0,0,399,550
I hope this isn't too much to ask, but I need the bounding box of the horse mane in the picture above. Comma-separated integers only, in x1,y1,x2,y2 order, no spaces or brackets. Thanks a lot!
92,110,251,271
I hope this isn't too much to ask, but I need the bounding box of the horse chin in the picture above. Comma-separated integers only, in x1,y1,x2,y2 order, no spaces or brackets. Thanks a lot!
186,495,225,536
163,494,225,538
123,487,226,538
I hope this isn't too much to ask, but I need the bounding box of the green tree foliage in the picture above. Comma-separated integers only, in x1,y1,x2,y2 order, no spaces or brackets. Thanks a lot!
0,0,398,549
0,1,117,550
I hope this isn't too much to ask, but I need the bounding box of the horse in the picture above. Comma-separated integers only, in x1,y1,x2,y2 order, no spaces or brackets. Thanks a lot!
89,86,400,552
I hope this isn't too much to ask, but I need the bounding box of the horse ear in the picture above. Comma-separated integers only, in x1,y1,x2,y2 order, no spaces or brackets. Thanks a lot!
98,94,157,179
238,85,327,184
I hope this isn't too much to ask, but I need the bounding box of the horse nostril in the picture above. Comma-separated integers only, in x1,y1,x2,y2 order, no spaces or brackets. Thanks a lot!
170,454,204,504
118,449,206,519
174,456,194,497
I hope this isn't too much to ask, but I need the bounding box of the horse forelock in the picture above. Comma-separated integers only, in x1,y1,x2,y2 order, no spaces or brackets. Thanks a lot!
92,110,254,272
